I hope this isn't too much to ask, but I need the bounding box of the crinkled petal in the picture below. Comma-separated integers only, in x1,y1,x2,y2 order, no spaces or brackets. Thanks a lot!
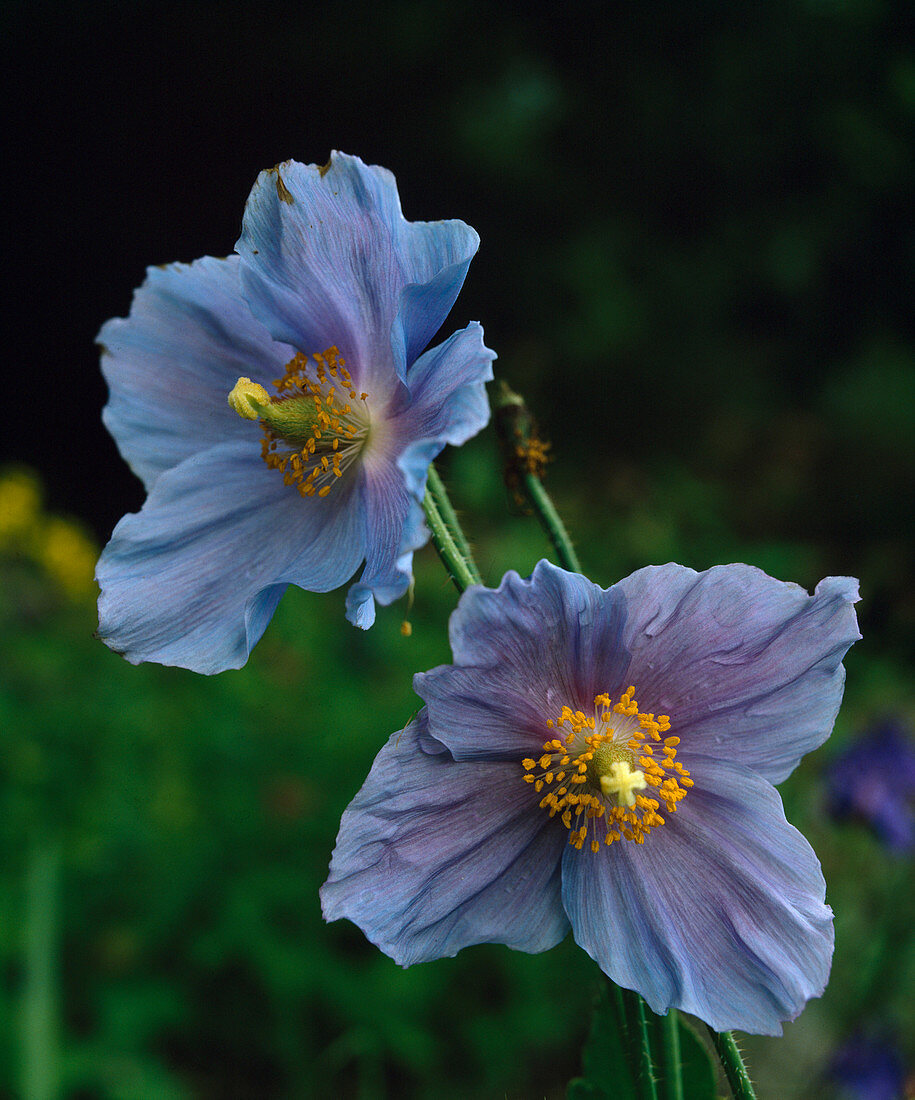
321,713,570,964
389,322,495,446
614,564,861,783
97,442,365,673
98,256,294,491
236,152,479,390
344,457,428,630
415,562,630,761
561,756,833,1034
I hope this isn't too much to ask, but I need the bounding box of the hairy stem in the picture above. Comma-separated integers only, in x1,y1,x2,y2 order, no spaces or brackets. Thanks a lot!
707,1029,756,1100
426,464,482,584
522,468,582,573
422,475,479,595
492,380,582,574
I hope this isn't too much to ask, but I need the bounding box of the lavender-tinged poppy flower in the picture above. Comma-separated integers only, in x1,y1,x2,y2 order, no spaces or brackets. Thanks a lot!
96,152,494,673
322,560,861,1035
825,718,915,853
830,1033,907,1100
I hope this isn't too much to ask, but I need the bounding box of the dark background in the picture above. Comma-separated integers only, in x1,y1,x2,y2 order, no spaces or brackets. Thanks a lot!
2,2,914,1096
7,2,914,580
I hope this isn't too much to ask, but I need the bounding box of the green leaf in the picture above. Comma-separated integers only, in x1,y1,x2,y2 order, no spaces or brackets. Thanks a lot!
677,1018,717,1100
567,984,639,1100
569,987,717,1100
567,1080,610,1100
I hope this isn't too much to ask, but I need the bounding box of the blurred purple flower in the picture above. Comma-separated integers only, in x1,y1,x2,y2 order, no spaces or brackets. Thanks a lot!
322,560,861,1034
96,152,494,673
825,719,915,853
830,1033,907,1100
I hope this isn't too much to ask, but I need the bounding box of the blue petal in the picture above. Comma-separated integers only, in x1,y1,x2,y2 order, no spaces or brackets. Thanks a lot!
614,564,861,784
97,442,365,673
98,256,294,491
415,562,630,761
236,152,479,390
561,756,833,1035
390,236,481,373
391,322,495,448
344,457,428,630
321,713,570,964
346,324,493,628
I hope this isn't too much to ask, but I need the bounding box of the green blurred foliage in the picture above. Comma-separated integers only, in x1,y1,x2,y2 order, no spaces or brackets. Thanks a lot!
4,0,915,1096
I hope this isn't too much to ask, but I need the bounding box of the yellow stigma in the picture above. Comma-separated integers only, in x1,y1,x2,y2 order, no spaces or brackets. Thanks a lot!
600,761,647,807
521,686,692,853
227,346,370,499
227,378,270,420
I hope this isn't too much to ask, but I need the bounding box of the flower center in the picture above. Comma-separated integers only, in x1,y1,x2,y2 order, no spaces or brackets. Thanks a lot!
228,346,370,498
521,686,693,853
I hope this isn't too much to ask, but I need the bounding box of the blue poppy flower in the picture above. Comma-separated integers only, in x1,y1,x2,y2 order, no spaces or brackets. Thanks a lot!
830,1032,907,1100
322,560,861,1034
825,718,915,853
96,152,494,673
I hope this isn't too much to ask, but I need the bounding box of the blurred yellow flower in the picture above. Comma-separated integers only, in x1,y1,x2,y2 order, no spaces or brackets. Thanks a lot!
0,469,41,543
38,517,98,598
0,467,97,600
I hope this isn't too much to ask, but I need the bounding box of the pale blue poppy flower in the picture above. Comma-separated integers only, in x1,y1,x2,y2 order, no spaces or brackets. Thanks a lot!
96,153,494,673
322,560,861,1034
830,1032,907,1100
826,717,915,853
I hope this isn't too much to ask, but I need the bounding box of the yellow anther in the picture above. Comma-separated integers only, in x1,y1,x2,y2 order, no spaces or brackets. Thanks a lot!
233,348,370,501
524,685,689,853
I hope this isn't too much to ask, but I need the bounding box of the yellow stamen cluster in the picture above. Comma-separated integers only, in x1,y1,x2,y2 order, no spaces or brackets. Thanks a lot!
521,686,693,853
515,433,550,478
229,346,370,499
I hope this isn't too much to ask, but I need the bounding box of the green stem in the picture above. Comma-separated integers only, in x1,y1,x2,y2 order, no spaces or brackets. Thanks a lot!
422,483,478,595
426,464,482,584
633,993,659,1100
491,380,582,574
610,981,632,1050
707,1029,756,1100
522,469,582,574
22,839,60,1100
660,1009,684,1100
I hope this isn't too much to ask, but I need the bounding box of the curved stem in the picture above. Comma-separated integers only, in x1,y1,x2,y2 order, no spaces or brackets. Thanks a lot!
707,1029,756,1100
426,464,482,584
523,469,582,574
422,479,478,595
492,380,582,574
